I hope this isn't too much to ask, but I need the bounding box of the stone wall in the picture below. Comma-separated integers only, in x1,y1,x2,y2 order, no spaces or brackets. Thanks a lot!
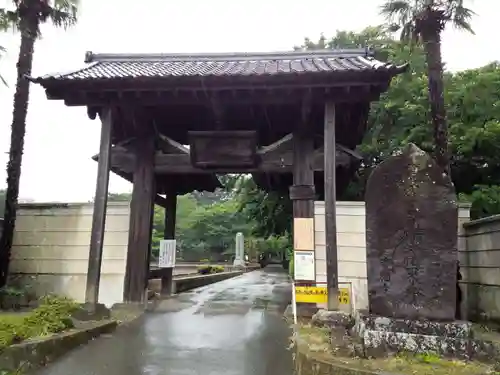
462,215,500,322
9,202,130,307
314,201,471,311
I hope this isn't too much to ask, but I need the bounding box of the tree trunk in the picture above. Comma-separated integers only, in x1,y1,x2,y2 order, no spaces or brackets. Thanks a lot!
422,29,450,175
0,18,38,287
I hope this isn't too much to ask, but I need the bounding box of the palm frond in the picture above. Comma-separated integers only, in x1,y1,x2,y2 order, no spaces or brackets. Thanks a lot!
49,0,78,28
0,74,7,87
0,9,19,32
380,0,412,17
381,0,475,42
380,0,419,43
448,1,476,34
0,45,7,87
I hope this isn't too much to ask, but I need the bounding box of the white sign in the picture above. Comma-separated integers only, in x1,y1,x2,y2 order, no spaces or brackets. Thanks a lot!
159,240,176,268
294,250,315,281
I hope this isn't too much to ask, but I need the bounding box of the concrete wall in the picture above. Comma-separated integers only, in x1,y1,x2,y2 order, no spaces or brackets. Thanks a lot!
461,215,500,322
314,201,471,312
9,202,130,307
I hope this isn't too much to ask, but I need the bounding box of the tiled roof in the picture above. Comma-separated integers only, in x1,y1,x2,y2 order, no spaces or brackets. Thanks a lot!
32,49,407,82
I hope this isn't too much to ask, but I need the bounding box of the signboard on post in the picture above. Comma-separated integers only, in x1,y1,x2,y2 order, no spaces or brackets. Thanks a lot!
294,250,315,281
294,286,350,305
159,240,176,268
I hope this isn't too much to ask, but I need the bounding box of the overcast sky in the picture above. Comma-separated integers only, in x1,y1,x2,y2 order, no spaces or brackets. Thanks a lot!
0,0,495,202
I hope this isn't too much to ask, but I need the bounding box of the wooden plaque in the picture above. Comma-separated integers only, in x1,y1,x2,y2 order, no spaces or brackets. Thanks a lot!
188,131,258,168
293,218,315,250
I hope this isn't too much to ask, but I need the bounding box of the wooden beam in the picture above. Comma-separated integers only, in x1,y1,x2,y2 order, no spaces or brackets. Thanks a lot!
123,134,156,304
257,133,293,155
85,107,113,308
324,101,339,310
105,145,360,174
157,134,190,154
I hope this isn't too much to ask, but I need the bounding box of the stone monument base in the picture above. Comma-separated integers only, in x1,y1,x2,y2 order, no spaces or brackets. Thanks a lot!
232,259,245,268
353,311,499,362
310,309,500,363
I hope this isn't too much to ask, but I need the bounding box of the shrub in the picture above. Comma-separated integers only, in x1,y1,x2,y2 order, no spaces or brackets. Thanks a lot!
197,265,225,274
23,295,78,336
211,266,225,273
0,295,78,349
197,265,212,275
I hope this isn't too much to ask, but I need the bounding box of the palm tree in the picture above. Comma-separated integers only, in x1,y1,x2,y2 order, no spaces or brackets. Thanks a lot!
0,0,78,287
380,0,475,175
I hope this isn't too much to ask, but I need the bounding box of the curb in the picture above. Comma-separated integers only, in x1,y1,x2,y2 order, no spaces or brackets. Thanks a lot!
0,320,118,372
295,338,399,375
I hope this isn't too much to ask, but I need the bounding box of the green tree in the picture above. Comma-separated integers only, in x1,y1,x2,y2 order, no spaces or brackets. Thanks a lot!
233,176,292,238
176,199,251,261
380,0,475,175
0,0,79,287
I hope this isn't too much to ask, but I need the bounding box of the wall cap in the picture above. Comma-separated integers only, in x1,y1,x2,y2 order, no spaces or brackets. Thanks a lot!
463,214,500,228
314,201,471,209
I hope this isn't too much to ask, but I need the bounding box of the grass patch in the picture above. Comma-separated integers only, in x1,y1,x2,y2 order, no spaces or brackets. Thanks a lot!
0,295,78,350
295,323,499,375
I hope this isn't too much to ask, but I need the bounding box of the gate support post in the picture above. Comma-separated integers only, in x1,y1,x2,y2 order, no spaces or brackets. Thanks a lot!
324,101,339,310
85,108,113,311
290,94,316,293
123,133,156,304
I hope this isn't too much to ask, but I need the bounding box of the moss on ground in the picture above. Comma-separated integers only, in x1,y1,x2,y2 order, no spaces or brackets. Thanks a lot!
296,323,500,375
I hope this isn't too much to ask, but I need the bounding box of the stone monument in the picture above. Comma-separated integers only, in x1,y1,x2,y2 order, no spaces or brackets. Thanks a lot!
365,143,458,321
233,232,246,268
352,144,472,358
313,144,500,362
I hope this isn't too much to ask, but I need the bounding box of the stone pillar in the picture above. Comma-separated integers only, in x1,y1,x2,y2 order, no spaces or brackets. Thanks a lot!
233,232,245,268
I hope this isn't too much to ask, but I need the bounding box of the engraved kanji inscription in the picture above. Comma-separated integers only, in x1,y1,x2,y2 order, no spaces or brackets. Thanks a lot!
365,143,458,321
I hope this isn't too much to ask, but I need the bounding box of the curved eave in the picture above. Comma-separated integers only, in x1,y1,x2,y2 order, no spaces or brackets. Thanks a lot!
26,64,408,96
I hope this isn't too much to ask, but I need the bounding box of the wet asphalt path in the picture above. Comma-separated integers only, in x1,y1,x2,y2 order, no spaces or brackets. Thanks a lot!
35,266,293,375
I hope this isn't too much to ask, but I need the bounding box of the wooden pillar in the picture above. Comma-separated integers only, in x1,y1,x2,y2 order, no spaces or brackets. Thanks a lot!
123,134,156,304
85,108,113,308
324,101,339,310
161,192,176,296
290,96,316,286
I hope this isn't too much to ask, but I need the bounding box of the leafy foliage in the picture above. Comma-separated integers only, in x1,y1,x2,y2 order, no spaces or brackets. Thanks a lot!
233,176,292,238
197,265,225,275
0,0,78,37
0,295,78,349
109,192,252,262
380,0,475,43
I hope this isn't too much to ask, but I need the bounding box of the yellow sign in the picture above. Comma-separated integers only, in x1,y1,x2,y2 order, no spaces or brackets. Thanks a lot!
295,286,350,305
